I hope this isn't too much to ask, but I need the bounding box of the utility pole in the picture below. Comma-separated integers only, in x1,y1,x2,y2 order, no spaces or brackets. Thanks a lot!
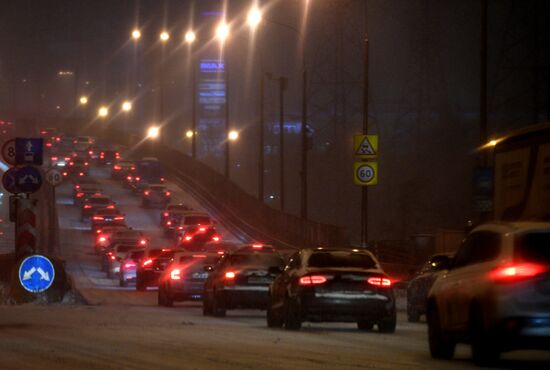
191,56,197,158
258,72,265,201
224,65,230,178
300,68,308,219
278,77,287,211
480,0,488,165
360,34,369,248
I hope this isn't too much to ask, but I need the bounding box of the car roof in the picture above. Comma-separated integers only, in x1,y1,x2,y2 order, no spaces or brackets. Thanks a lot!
88,195,111,200
472,221,550,234
181,211,210,217
95,208,120,214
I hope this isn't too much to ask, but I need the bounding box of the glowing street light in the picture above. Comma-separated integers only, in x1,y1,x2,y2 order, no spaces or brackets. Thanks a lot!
98,106,109,118
147,126,160,139
160,31,170,42
79,96,88,105
131,29,141,40
121,101,132,112
247,7,263,29
185,130,194,138
215,21,230,43
228,130,239,141
184,30,196,44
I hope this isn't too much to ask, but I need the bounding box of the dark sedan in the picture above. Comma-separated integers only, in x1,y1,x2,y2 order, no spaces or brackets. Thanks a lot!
203,246,285,317
267,248,396,332
136,248,176,291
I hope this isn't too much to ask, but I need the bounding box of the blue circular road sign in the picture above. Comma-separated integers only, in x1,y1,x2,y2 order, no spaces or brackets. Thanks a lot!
14,165,42,194
18,255,55,293
2,167,19,194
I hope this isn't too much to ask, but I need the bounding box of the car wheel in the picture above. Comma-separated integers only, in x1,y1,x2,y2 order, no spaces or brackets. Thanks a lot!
357,320,374,331
284,296,302,331
427,303,455,359
158,285,173,307
470,305,500,365
212,290,226,317
407,304,421,323
136,278,146,292
267,305,284,328
119,277,127,287
202,293,213,316
378,313,396,333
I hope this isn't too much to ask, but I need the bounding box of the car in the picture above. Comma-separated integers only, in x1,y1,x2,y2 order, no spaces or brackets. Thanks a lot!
160,203,192,226
49,153,72,168
95,225,129,253
136,248,176,291
177,225,221,250
72,177,99,196
158,252,222,306
67,157,90,177
141,184,171,208
267,247,396,332
98,149,120,166
119,249,147,287
91,208,126,232
426,222,550,365
130,158,164,192
73,184,102,206
202,241,242,256
111,160,135,179
406,253,454,322
106,229,148,250
81,195,115,221
103,243,140,278
172,211,213,242
203,246,285,317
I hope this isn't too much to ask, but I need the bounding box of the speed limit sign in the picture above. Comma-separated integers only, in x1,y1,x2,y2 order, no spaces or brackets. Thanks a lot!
354,162,378,186
1,139,16,166
45,168,63,187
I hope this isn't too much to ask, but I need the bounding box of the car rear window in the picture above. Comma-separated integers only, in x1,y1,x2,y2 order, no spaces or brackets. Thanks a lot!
179,255,219,265
116,245,135,253
91,198,110,205
184,216,211,225
129,251,145,261
228,253,284,267
515,231,550,264
116,232,139,238
308,251,377,269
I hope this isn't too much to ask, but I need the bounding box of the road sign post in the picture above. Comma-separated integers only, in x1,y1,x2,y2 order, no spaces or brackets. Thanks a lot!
18,255,55,293
354,162,378,186
15,198,38,259
45,169,63,187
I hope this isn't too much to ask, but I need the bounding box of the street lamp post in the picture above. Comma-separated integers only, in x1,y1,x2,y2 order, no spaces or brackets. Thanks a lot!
258,72,265,202
185,30,197,158
159,31,170,143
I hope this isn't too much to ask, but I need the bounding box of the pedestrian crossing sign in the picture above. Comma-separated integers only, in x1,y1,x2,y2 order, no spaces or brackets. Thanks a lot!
354,134,378,159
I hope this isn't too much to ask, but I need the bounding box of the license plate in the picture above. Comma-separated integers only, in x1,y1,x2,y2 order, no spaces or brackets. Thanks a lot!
105,217,113,221
192,272,208,279
248,277,271,284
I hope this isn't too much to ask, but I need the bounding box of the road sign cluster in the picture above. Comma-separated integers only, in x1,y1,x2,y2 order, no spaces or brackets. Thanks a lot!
2,138,44,194
353,134,378,186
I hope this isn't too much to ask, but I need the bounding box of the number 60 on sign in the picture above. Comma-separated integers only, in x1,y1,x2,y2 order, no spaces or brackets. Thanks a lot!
353,162,378,186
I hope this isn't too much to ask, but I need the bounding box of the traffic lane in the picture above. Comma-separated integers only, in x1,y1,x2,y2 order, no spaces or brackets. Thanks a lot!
2,305,548,370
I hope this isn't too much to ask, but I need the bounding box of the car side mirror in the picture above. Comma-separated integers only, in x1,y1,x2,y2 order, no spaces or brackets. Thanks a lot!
204,265,214,272
268,266,283,275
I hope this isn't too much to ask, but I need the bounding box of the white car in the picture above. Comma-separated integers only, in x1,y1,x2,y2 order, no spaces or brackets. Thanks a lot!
427,222,550,365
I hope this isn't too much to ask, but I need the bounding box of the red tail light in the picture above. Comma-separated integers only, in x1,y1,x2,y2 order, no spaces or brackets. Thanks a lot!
135,177,141,181
160,177,165,182
96,229,102,234
139,239,147,245
184,236,193,241
88,150,93,155
127,176,132,180
131,166,136,170
490,263,548,282
84,162,89,166
165,191,171,197
64,156,71,161
212,236,220,242
84,204,92,209
115,152,120,159
75,185,81,189
113,165,121,170
144,191,150,196
171,269,181,280
163,212,169,217
46,142,52,148
142,259,153,267
79,172,84,176
225,271,236,279
166,221,172,226
367,277,392,287
93,216,104,221
63,172,68,176
178,226,184,230
124,262,136,269
51,156,58,161
199,227,206,232
98,236,107,243
192,254,207,258
300,275,327,285
252,244,263,249
107,205,115,209
110,255,116,260
114,216,125,221
69,161,74,166
217,251,225,255
76,192,84,197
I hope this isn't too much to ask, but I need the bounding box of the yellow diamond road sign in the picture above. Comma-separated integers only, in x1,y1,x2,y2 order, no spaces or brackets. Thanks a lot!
354,134,378,158
354,161,378,186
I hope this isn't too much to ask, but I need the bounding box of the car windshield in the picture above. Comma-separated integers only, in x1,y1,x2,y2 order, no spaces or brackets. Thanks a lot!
184,216,211,225
228,253,283,267
308,251,377,269
515,231,550,264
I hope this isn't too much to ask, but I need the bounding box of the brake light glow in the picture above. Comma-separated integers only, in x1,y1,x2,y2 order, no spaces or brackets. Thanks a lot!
79,172,84,176
165,191,171,196
135,177,141,181
144,191,150,196
124,262,136,269
88,150,93,155
84,204,92,209
490,263,548,282
299,275,328,285
63,172,68,176
69,161,74,166
166,221,172,226
131,166,136,170
98,236,107,242
75,185,80,189
51,156,58,161
171,269,181,280
107,205,115,209
160,177,165,182
142,259,153,267
46,142,52,148
114,216,124,221
199,227,206,232
184,236,193,241
212,236,220,242
139,239,147,245
113,165,121,170
115,152,120,159
225,271,236,279
110,255,115,260
367,277,392,287
217,251,225,255
93,216,104,221
178,226,184,230
163,212,169,217
84,162,89,166
252,244,263,249
192,254,207,258
127,176,132,180
76,192,84,197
